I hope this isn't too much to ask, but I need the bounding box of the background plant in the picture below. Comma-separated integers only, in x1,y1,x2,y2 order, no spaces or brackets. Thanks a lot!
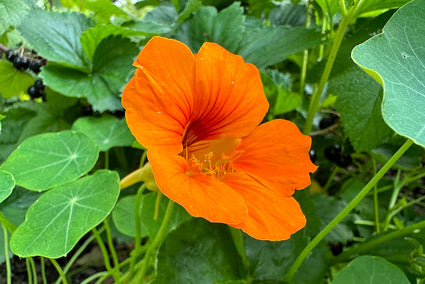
0,0,424,283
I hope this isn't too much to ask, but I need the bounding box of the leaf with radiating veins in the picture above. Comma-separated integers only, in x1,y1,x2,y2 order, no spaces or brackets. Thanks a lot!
1,131,99,191
10,170,120,258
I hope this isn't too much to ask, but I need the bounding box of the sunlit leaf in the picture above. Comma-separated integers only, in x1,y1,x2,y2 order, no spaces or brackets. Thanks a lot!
72,115,134,152
10,170,120,258
352,0,425,148
1,130,99,191
0,61,35,98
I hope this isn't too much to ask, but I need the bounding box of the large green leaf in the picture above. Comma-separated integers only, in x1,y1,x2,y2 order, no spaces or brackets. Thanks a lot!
352,0,425,148
1,130,99,191
112,193,191,238
0,170,14,203
0,61,35,98
10,170,120,258
358,0,411,16
330,66,392,151
153,219,243,283
72,115,134,152
0,0,29,34
19,10,92,70
41,36,138,111
331,256,410,284
175,2,322,69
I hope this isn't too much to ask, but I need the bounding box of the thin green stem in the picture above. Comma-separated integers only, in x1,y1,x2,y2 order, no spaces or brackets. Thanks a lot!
26,258,33,284
372,158,380,233
41,257,47,284
0,211,17,233
135,199,175,282
339,0,348,16
126,184,146,281
322,166,339,193
303,0,367,135
283,139,414,282
50,258,68,284
92,227,121,283
299,0,312,95
3,226,11,284
335,219,425,263
80,272,109,284
55,228,103,284
104,219,120,274
29,258,37,284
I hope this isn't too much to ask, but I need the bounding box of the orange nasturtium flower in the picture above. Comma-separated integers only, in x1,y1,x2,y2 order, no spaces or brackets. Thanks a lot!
122,36,317,241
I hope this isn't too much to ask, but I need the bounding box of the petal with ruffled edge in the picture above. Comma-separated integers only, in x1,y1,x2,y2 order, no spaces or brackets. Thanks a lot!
122,36,195,154
223,173,306,241
147,150,248,225
183,42,269,150
232,119,317,196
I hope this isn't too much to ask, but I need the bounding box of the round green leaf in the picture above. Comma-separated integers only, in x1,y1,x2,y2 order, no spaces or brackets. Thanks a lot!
72,115,135,152
112,192,191,238
1,131,99,191
10,170,120,258
0,170,15,203
331,256,410,284
352,0,425,148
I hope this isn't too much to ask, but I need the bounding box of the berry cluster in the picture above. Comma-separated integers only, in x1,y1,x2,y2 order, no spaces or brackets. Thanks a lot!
27,79,46,100
5,49,45,73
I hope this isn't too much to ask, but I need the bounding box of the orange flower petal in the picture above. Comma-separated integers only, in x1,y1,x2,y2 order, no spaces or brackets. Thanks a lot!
147,150,248,225
223,173,306,241
122,36,195,154
232,119,317,196
183,42,268,148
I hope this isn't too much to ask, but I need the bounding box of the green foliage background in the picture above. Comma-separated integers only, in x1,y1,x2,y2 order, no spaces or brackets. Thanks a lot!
0,0,424,283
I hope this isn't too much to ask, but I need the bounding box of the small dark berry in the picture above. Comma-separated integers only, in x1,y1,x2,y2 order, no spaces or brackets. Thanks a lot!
34,79,44,91
6,49,18,62
81,106,94,116
309,149,317,164
28,86,42,98
336,154,352,167
29,60,42,73
324,144,342,163
13,57,30,71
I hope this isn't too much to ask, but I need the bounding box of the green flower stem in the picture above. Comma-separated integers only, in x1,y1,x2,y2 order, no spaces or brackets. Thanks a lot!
104,151,110,169
104,219,120,274
299,0,313,95
126,184,146,281
92,227,120,283
80,272,108,284
303,0,367,135
29,257,37,284
322,166,339,192
372,158,380,233
335,219,425,263
55,228,103,284
26,258,32,284
0,211,17,233
283,138,414,282
41,257,47,284
135,199,175,282
3,226,11,284
50,258,68,284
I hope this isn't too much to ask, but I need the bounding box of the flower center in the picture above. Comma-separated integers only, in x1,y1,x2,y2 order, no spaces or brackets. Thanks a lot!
183,138,242,178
